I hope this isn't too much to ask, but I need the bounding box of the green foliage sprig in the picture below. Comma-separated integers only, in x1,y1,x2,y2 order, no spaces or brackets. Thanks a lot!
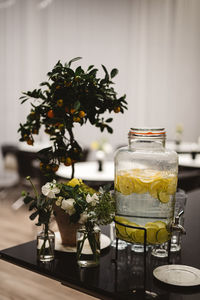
18,57,127,179
23,177,115,229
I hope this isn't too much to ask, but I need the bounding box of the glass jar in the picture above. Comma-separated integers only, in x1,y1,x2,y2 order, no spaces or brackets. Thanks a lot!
76,224,101,268
37,225,55,262
114,128,178,246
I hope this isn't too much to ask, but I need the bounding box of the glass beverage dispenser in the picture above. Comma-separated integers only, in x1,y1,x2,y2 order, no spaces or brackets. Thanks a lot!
114,128,178,246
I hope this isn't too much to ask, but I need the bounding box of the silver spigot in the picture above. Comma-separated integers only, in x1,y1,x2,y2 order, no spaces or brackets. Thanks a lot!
171,210,186,235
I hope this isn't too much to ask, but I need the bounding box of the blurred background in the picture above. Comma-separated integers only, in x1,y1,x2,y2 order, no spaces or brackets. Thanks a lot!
1,1,200,299
1,0,200,152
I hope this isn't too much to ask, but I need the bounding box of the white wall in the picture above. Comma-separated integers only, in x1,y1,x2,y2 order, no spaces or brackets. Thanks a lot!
0,0,200,154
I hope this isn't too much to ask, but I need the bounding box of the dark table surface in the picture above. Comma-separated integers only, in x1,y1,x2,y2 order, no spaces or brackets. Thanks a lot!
1,189,200,300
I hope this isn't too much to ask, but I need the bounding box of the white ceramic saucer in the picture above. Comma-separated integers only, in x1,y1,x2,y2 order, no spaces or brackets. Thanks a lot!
153,264,200,287
55,231,111,254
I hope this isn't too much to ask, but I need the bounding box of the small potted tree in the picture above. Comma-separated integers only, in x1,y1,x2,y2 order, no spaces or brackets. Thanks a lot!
18,57,127,180
19,57,127,247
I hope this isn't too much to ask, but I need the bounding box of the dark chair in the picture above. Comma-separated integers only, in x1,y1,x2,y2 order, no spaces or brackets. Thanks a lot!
178,166,200,192
0,144,19,190
15,149,46,187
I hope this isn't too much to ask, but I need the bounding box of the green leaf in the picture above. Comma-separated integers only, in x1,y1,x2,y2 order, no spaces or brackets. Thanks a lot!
106,126,113,134
29,211,39,220
29,202,36,211
75,66,84,75
38,146,52,154
68,57,82,67
74,101,81,110
21,98,29,104
110,68,118,78
87,65,94,71
106,118,113,123
23,195,33,204
65,68,75,77
88,68,98,76
101,65,109,81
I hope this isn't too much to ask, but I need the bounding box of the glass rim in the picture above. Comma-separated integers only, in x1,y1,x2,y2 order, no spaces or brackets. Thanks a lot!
129,127,166,138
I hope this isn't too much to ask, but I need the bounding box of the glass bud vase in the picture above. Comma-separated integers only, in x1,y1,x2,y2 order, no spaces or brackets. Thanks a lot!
37,224,55,262
76,224,101,268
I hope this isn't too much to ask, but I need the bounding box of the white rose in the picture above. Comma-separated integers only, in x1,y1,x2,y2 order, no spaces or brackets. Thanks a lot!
41,180,60,198
86,193,99,206
61,198,76,216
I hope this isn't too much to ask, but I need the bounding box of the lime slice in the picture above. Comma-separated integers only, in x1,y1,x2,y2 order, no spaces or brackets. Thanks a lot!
158,191,170,203
156,228,170,243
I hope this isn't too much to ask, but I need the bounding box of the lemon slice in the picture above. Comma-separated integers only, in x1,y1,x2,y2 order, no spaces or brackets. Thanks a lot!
118,176,134,195
145,223,159,244
115,216,129,238
153,220,166,229
156,228,170,243
125,222,139,238
158,191,170,203
132,177,147,194
167,176,177,194
115,216,128,223
146,228,158,244
134,228,145,243
149,179,164,198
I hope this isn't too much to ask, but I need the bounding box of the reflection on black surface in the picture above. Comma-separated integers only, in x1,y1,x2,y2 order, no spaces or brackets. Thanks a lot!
1,189,200,300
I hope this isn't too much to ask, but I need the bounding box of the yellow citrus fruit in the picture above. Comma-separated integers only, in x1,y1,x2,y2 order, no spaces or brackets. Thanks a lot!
58,123,64,130
125,222,139,242
51,164,59,172
27,139,33,145
57,99,63,107
115,216,129,238
79,110,86,118
156,228,170,244
47,110,54,118
70,108,76,114
158,191,170,203
114,106,121,113
125,222,139,236
64,157,72,166
132,177,147,193
145,223,159,244
115,169,177,202
118,176,134,195
73,116,81,123
153,220,166,229
167,176,177,194
134,229,145,243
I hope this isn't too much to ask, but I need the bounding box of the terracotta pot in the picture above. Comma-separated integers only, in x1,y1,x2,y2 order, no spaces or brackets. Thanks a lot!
53,205,80,247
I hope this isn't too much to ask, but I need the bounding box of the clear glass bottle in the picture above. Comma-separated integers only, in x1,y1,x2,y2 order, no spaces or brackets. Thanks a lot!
37,225,55,262
114,128,178,247
76,224,101,268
